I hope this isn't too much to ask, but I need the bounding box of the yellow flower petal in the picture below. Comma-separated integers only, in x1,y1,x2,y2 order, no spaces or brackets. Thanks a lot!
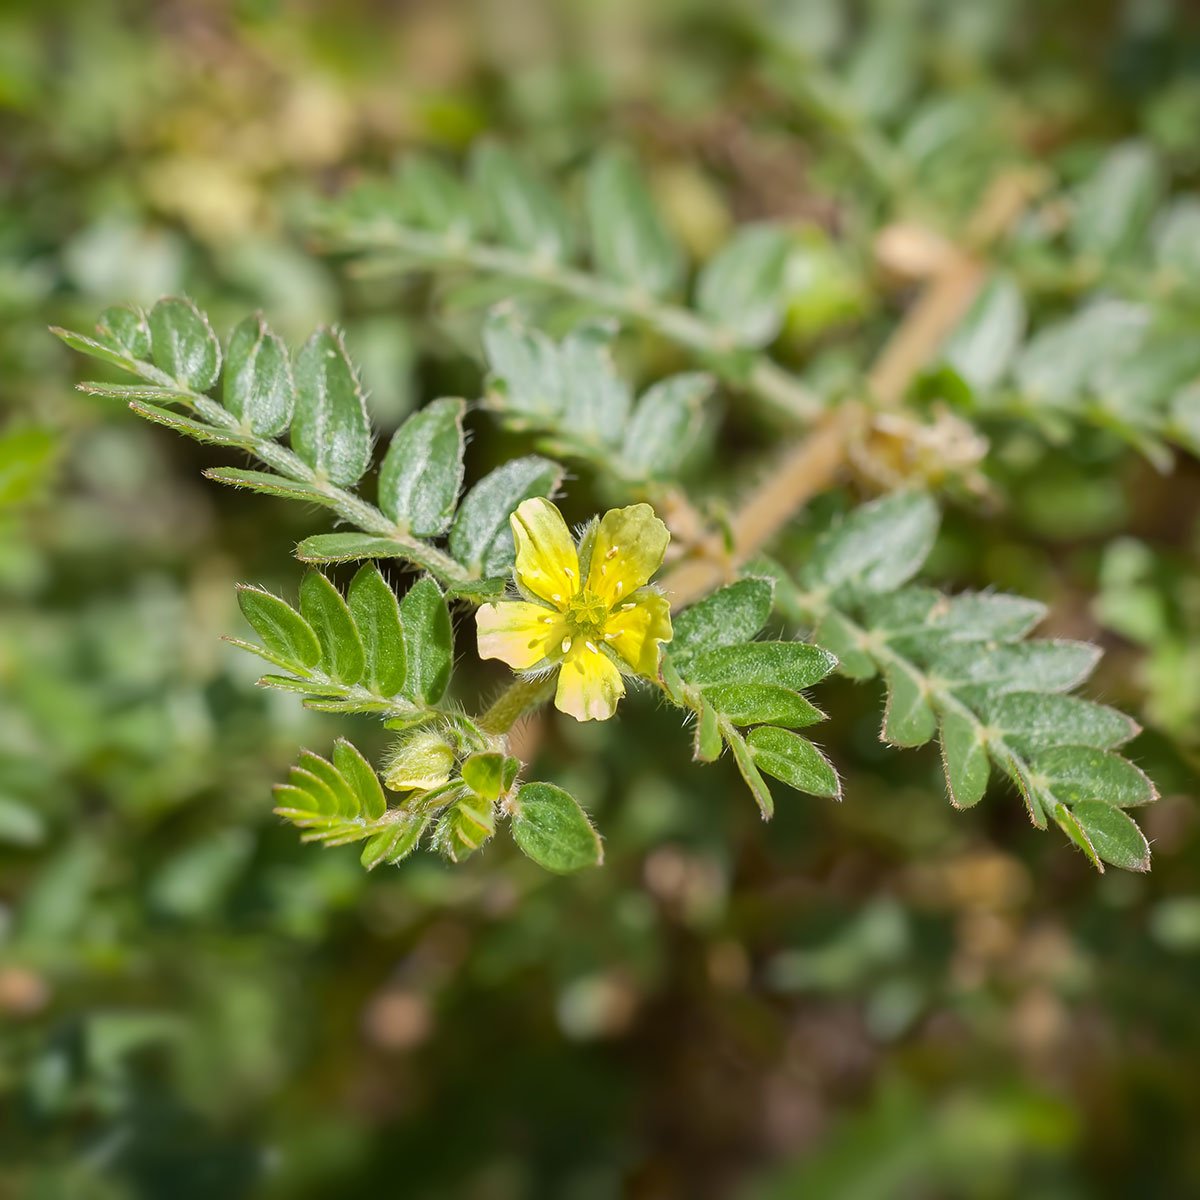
511,497,580,607
604,589,673,676
476,600,565,670
585,502,670,608
555,640,625,721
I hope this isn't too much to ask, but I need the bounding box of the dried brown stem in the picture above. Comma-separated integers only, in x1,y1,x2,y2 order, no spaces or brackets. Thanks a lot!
660,169,1041,613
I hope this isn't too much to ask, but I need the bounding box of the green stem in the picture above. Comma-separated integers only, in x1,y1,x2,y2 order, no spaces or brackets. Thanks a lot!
776,586,1050,829
477,675,557,735
325,222,824,423
123,360,471,583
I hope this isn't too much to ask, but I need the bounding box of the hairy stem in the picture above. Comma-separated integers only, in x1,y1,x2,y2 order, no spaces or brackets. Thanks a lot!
477,675,557,735
107,359,472,583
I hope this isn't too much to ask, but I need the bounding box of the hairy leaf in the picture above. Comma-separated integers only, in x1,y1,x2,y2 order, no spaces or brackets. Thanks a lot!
292,327,372,486
378,397,466,535
347,565,407,697
400,577,452,704
449,455,563,576
223,313,295,436
299,571,365,686
236,586,321,671
746,727,840,799
148,297,220,391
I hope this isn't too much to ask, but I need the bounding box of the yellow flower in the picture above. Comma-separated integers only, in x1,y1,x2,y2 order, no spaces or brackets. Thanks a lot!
475,498,674,721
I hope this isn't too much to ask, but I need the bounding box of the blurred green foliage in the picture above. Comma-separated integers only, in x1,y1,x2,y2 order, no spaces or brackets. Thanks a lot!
3,1,1200,1197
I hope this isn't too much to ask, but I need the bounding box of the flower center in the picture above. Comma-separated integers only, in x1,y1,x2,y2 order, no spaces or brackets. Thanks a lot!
564,588,608,637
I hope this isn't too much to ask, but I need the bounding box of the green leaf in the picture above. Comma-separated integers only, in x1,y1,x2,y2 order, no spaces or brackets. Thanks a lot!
293,533,406,563
256,675,346,697
696,225,790,347
977,692,1139,753
1054,803,1104,872
203,467,338,507
686,641,838,690
470,142,574,262
0,796,46,847
941,273,1026,393
694,699,723,762
400,577,453,704
332,739,387,820
882,662,937,747
397,152,478,238
236,585,321,670
1070,801,1150,871
347,565,406,697
802,492,939,597
814,610,877,679
939,707,989,809
1032,746,1156,808
378,397,466,535
511,782,603,872
223,313,295,436
929,640,1100,694
449,455,563,576
1014,300,1147,406
482,308,562,422
97,304,151,358
559,323,631,446
126,403,255,450
361,817,428,869
585,147,681,296
148,297,220,391
670,577,775,662
702,683,824,728
299,571,366,685
1071,140,1163,259
292,327,372,486
727,729,775,818
295,754,356,819
436,793,496,863
51,326,144,373
383,729,456,791
620,373,713,478
462,752,508,803
746,727,840,799
1154,196,1200,283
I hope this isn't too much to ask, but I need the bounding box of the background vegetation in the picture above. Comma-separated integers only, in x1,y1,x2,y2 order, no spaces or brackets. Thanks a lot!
3,0,1200,1196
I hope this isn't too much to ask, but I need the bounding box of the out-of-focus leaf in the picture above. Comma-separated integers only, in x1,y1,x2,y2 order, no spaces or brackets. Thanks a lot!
942,273,1026,393
585,147,682,296
620,373,712,478
470,142,574,262
1071,140,1163,259
696,225,791,347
